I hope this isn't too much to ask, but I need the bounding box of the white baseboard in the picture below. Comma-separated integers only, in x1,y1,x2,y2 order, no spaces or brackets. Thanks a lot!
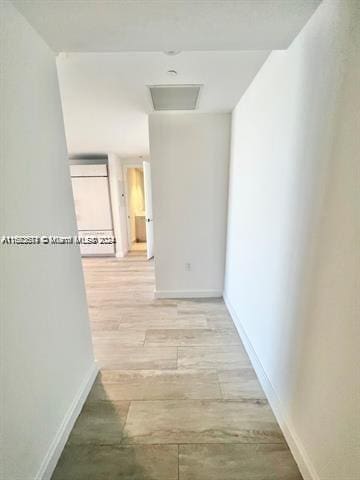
155,289,223,299
35,362,99,480
223,293,319,480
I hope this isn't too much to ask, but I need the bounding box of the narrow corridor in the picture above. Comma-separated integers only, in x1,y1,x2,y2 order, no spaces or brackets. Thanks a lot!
52,252,302,479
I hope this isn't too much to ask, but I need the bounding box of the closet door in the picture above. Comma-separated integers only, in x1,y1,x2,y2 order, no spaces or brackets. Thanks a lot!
71,174,115,255
72,176,113,231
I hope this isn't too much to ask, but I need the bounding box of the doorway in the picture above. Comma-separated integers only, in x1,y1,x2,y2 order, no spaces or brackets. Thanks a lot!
124,161,154,259
125,166,147,252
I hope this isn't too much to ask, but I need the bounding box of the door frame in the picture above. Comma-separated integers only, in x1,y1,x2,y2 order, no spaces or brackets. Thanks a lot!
142,160,154,260
123,163,145,251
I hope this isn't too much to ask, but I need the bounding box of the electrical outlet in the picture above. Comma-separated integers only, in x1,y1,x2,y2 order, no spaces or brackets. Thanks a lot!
185,262,191,271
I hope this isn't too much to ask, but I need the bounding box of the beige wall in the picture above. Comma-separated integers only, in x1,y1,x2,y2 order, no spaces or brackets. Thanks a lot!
224,1,359,479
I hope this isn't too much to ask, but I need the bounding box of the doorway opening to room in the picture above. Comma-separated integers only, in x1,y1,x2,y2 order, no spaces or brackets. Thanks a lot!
70,156,154,261
124,166,146,252
124,161,154,260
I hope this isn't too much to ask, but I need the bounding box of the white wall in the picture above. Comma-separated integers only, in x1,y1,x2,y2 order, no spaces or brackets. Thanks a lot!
149,113,230,297
108,153,129,257
224,1,359,479
0,2,96,479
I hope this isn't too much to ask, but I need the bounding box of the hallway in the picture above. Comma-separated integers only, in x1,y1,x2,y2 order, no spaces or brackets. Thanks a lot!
51,252,301,479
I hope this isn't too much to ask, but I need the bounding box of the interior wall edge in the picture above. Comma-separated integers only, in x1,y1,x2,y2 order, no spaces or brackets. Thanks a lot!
35,363,99,480
223,293,319,480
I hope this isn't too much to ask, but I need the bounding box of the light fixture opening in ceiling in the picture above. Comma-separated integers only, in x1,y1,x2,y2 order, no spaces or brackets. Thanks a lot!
148,84,202,111
164,50,181,56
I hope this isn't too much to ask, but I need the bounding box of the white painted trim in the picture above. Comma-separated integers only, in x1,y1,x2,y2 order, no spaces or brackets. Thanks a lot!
123,163,145,250
223,293,319,480
155,290,223,299
35,362,99,480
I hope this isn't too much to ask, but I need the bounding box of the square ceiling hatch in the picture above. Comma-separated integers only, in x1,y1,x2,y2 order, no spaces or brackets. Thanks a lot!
149,84,202,111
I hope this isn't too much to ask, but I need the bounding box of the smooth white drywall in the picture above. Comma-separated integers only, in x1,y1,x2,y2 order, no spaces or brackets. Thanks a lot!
108,153,129,257
149,113,230,296
13,0,320,52
55,51,270,157
0,2,96,479
224,0,359,479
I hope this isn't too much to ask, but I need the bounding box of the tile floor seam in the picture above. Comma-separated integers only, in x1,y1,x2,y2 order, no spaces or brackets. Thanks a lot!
118,398,267,403
87,441,287,446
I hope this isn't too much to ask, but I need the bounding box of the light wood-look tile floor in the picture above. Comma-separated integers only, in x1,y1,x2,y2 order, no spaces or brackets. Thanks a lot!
52,252,302,480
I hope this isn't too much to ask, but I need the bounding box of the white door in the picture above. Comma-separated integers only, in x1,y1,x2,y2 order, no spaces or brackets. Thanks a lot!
71,176,113,231
143,161,154,259
71,175,115,255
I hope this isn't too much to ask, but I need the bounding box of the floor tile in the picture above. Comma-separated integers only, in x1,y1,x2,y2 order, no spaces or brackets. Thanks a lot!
144,328,241,346
67,400,129,445
123,399,284,444
178,346,251,370
92,329,146,345
117,314,208,329
176,299,228,315
219,368,266,400
95,346,178,370
179,444,302,480
52,444,178,480
88,308,123,322
90,320,121,331
112,305,179,316
90,370,221,400
205,314,238,330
